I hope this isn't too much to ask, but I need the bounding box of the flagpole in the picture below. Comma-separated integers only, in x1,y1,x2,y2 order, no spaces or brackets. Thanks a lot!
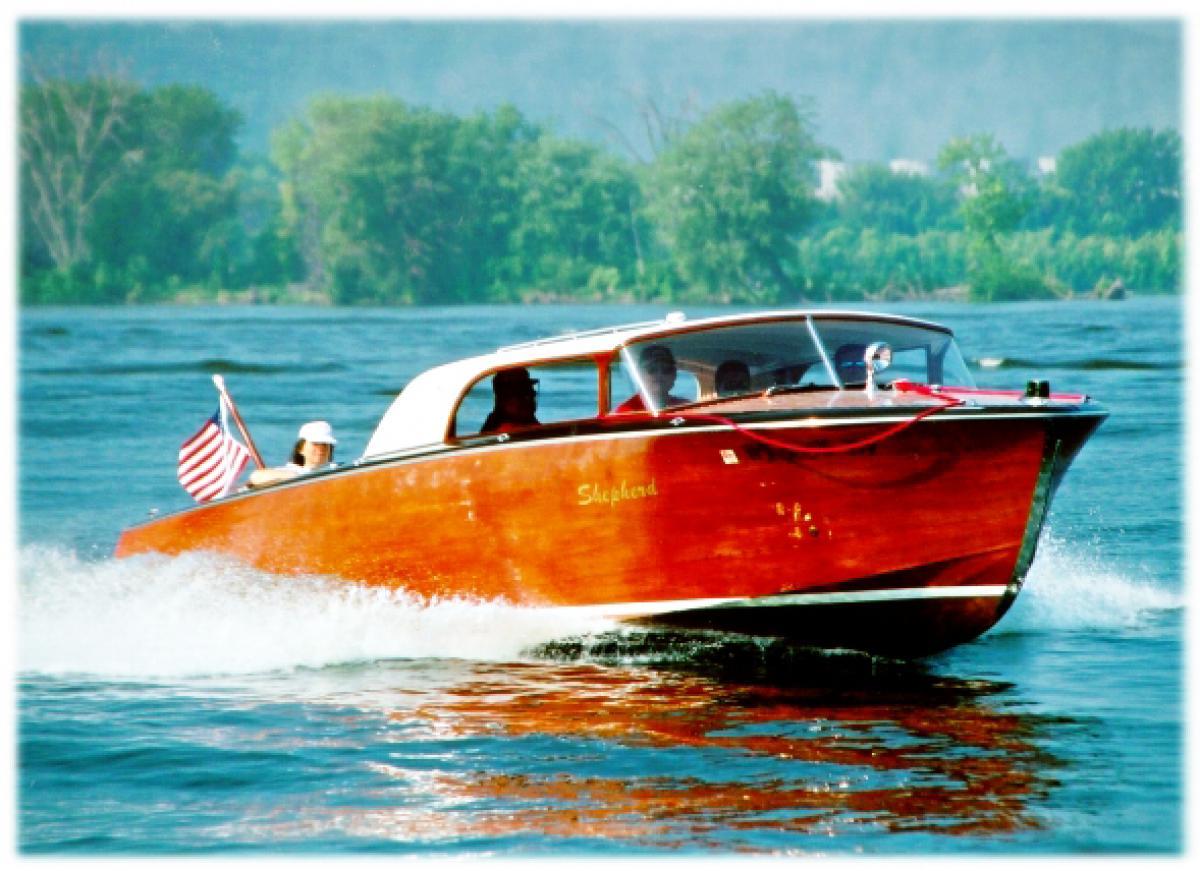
211,374,266,469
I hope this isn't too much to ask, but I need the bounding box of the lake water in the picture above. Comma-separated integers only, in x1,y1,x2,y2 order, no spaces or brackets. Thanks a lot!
16,299,1184,855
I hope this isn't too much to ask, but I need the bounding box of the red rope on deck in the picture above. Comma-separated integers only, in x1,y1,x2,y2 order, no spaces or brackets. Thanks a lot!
665,386,965,455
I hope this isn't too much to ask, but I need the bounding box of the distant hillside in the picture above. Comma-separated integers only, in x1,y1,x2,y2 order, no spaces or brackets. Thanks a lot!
21,19,1180,161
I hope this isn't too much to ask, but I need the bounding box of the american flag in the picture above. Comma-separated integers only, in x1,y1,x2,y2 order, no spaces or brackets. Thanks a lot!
177,398,251,502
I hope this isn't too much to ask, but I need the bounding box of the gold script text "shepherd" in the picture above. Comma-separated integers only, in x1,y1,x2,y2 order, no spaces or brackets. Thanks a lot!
578,479,658,508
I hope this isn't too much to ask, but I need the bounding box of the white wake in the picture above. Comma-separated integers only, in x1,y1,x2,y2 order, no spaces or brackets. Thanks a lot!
18,545,613,678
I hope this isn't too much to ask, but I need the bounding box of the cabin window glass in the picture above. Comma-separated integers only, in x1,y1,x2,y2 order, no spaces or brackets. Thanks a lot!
617,321,828,406
880,347,929,384
532,362,602,424
455,379,496,436
810,318,975,388
934,343,973,386
608,357,700,412
613,318,975,404
454,360,600,437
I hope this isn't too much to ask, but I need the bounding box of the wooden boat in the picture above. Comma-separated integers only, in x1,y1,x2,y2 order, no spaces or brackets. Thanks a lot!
115,310,1106,656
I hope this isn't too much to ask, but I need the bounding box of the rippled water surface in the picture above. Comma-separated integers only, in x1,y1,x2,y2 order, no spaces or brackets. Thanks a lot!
17,299,1183,854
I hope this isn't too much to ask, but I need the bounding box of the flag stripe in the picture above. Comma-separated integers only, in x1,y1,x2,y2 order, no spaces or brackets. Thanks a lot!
179,438,224,483
179,441,223,483
177,399,251,503
194,478,227,502
177,427,220,460
193,448,250,501
191,442,245,492
186,460,226,494
178,429,220,473
178,423,219,462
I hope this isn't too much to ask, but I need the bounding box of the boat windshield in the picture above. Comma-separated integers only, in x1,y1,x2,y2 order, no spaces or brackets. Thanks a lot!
613,316,974,413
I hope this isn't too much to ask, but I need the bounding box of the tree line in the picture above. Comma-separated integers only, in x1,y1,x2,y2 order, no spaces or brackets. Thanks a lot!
19,75,1183,305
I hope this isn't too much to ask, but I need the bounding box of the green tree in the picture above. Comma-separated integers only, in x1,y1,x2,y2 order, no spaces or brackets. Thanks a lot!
20,75,140,275
643,92,826,303
228,156,304,290
937,134,1033,245
274,96,537,304
796,227,968,300
88,84,243,297
1051,127,1181,236
835,163,959,235
21,77,245,302
441,105,538,300
504,136,644,298
937,134,1049,301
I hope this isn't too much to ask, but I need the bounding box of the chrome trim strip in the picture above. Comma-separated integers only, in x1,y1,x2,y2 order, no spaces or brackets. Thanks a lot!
554,584,1010,620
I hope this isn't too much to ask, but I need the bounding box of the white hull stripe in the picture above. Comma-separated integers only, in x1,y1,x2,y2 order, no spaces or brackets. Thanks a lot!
551,584,1010,620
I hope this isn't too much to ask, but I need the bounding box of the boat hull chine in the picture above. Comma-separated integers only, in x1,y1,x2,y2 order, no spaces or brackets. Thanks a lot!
632,590,1009,658
624,543,1021,656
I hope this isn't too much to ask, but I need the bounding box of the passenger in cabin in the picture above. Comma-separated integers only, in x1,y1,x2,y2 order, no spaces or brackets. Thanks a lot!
714,359,752,397
615,344,689,413
246,420,337,489
481,367,541,433
834,343,869,387
772,363,809,387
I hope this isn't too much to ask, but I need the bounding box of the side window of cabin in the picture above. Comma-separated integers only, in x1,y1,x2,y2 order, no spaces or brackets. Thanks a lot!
453,361,600,437
608,357,701,409
454,379,496,437
534,361,601,424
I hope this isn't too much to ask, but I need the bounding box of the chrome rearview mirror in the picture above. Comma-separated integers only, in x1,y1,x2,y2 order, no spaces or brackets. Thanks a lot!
864,342,892,395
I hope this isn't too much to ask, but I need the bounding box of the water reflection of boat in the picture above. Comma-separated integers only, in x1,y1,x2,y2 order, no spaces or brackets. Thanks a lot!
316,643,1062,847
116,310,1106,656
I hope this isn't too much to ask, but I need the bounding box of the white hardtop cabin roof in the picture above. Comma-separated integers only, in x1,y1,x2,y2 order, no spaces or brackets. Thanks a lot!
361,309,952,459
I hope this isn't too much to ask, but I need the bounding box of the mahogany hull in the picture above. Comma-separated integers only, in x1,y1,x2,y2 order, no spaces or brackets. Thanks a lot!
115,408,1104,656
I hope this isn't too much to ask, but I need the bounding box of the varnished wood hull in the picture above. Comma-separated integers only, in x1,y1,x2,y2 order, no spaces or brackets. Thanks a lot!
115,407,1104,656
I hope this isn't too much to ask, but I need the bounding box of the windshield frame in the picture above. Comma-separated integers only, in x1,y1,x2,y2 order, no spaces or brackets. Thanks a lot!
614,314,970,414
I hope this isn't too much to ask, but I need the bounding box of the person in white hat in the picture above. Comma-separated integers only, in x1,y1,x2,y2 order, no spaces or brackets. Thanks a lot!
247,420,337,489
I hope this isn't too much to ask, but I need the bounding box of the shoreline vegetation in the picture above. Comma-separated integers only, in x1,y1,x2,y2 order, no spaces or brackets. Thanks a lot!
147,276,1143,308
20,77,1181,307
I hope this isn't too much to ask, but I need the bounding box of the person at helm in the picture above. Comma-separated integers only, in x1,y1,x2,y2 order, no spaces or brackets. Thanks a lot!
834,343,869,387
247,420,337,488
481,367,541,434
